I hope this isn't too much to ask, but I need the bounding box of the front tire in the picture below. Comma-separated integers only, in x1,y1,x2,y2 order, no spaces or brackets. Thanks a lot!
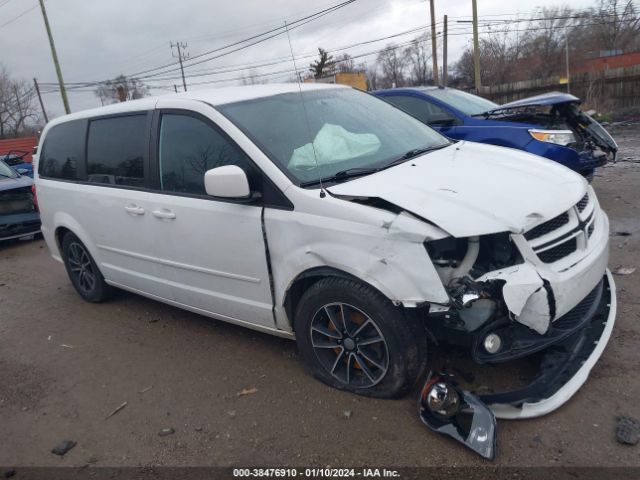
61,232,113,303
294,277,427,398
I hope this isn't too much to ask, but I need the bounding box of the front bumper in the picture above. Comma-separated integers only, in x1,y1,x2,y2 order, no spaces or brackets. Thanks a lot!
483,269,616,419
0,212,41,241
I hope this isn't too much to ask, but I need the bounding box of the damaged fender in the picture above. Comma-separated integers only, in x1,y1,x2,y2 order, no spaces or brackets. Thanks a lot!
478,263,552,334
265,194,451,331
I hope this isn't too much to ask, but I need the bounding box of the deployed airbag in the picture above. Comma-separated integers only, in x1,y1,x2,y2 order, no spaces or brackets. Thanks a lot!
288,124,381,168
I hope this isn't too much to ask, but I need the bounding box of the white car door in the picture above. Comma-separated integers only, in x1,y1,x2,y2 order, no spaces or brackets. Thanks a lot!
73,112,173,300
146,100,276,328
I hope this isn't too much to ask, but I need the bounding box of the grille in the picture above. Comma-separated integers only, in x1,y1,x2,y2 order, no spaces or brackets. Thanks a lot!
537,237,578,263
525,212,570,240
552,279,602,330
577,193,589,213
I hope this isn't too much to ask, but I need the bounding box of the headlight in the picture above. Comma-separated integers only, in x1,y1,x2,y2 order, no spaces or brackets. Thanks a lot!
528,129,575,146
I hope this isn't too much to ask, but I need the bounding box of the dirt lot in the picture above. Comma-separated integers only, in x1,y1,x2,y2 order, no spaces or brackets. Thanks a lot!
1,125,639,468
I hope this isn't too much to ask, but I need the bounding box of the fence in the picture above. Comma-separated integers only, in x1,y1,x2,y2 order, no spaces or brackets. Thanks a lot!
479,65,640,113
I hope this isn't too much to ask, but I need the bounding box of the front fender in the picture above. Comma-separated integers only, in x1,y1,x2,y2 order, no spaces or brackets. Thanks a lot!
265,207,450,331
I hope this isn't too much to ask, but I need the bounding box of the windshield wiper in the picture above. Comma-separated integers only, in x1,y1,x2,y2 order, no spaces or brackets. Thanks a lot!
299,167,380,187
299,144,450,188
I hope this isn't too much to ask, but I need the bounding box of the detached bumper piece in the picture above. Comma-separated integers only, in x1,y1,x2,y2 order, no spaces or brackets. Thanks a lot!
418,271,616,459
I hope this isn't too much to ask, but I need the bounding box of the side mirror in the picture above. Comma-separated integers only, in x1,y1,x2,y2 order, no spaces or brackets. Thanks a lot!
204,165,251,199
17,168,29,175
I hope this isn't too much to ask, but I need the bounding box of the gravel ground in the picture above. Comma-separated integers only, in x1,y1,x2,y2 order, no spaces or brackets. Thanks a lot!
1,125,639,468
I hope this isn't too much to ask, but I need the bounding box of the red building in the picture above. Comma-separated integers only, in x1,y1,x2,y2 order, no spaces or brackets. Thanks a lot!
0,136,38,163
574,52,640,74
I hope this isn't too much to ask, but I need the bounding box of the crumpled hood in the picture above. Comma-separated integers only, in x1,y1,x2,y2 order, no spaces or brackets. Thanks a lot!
494,91,579,110
328,141,587,237
0,174,32,192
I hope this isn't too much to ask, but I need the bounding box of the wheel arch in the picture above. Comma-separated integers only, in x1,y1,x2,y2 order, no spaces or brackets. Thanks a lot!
283,266,398,334
52,213,102,269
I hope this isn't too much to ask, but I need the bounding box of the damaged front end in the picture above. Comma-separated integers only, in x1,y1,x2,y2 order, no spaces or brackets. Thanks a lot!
418,188,617,457
484,95,618,175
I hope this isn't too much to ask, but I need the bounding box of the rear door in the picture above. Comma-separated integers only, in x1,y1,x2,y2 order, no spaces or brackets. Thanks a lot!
146,99,275,327
77,112,172,299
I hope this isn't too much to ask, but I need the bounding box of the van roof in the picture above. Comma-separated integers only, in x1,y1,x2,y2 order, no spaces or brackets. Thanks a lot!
46,83,348,128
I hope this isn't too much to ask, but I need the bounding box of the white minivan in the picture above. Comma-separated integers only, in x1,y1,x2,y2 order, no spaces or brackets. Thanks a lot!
35,83,615,421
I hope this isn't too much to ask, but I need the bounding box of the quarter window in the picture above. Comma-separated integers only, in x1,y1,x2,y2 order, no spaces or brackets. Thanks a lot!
158,113,252,195
87,115,147,187
39,120,85,180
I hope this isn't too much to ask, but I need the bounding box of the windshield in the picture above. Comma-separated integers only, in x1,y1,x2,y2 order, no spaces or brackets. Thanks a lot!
0,160,17,178
426,88,498,116
218,88,450,185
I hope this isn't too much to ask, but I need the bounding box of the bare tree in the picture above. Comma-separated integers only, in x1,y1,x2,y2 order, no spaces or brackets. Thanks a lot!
95,75,150,105
0,65,38,139
377,44,407,88
520,6,576,79
335,53,356,73
590,0,640,51
403,34,432,86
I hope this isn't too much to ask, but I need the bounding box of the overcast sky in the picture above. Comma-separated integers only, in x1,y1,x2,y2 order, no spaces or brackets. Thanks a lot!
1,0,595,119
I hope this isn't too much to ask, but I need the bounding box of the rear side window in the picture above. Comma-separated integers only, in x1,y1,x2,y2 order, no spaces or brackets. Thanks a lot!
158,113,253,195
39,121,85,180
87,115,147,187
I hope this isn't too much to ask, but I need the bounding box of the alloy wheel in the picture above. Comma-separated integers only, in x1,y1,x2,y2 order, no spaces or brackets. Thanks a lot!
310,302,389,388
67,242,96,294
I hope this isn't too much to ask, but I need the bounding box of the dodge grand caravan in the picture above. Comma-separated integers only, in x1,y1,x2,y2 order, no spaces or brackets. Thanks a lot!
35,84,615,449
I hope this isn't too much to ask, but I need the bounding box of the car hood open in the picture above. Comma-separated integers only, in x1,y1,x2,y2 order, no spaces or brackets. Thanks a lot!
493,92,580,110
485,91,618,155
328,141,586,237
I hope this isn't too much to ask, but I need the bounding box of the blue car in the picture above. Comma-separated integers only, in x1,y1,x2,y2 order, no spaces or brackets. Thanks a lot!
373,87,618,180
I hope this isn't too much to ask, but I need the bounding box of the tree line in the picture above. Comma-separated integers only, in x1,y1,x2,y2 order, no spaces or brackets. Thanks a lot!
368,0,640,89
2,0,638,139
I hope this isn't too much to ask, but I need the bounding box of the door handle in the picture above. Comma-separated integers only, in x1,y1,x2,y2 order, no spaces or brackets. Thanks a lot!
124,205,145,215
152,209,176,220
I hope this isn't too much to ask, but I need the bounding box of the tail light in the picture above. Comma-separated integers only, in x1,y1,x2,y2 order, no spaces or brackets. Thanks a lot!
32,184,38,210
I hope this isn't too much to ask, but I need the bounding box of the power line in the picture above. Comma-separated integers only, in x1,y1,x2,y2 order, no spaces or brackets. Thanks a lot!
124,0,356,80
39,5,639,92
0,2,39,29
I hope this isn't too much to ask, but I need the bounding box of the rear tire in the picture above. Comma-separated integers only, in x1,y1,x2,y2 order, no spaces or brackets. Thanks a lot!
61,232,113,302
294,277,427,398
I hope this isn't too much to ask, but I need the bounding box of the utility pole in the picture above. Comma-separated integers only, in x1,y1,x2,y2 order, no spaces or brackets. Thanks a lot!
429,0,439,85
171,41,189,92
472,0,481,93
174,84,178,94
565,26,571,94
38,0,70,114
33,78,49,123
442,15,448,86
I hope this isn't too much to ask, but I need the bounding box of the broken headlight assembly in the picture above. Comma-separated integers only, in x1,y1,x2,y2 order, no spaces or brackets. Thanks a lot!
419,373,497,460
528,129,576,146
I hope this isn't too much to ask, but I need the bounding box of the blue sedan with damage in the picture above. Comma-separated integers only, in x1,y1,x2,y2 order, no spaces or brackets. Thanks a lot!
373,87,618,180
